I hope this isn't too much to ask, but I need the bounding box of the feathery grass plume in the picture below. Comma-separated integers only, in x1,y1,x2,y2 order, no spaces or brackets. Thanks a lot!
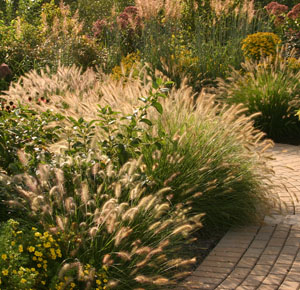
1,155,203,288
135,0,164,20
216,47,300,142
140,78,278,229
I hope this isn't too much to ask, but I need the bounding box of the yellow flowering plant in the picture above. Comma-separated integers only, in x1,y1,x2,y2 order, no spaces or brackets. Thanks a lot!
0,219,63,290
111,51,142,80
241,32,282,61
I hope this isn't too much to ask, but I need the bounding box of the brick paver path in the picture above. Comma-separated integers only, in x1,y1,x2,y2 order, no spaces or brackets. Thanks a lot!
178,144,300,290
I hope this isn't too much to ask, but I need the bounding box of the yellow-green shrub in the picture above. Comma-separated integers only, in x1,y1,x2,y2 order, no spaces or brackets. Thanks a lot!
241,32,281,60
111,51,141,80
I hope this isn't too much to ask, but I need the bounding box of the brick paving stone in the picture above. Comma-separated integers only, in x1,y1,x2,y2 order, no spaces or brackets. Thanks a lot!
236,257,258,268
276,254,294,265
256,254,278,265
268,238,286,247
235,286,256,290
229,268,251,279
212,248,246,255
278,281,300,290
244,248,264,257
257,284,280,290
186,276,224,285
240,275,265,287
250,264,272,276
192,271,228,279
270,264,290,275
285,273,300,282
281,246,299,255
196,266,233,274
177,145,300,289
262,274,285,285
263,246,282,255
200,260,236,268
216,277,243,289
250,240,269,249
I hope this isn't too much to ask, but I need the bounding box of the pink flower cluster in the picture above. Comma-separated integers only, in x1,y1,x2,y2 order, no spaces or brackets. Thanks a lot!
92,19,108,38
117,6,141,31
265,2,288,16
287,3,300,20
265,2,300,27
0,63,11,79
92,6,142,38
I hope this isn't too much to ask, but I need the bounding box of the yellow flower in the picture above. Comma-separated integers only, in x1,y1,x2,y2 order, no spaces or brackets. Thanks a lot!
12,270,17,274
70,282,76,288
34,232,42,237
20,278,27,284
43,232,49,238
38,257,43,262
44,242,51,248
28,246,35,252
31,268,36,272
41,281,46,285
2,270,8,276
34,251,43,257
1,254,7,260
11,241,15,246
103,279,108,283
32,257,37,261
18,245,23,252
32,227,37,231
96,280,101,285
37,264,42,268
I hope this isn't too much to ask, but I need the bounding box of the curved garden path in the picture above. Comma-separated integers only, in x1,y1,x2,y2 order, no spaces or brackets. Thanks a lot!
178,144,300,290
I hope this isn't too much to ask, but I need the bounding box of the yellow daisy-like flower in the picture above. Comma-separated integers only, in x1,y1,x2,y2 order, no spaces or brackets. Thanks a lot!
32,227,37,231
28,246,35,252
20,278,27,284
34,251,43,257
34,232,42,237
96,280,101,285
18,245,23,253
2,270,8,276
31,268,36,272
32,257,37,261
1,254,7,260
12,270,17,274
37,264,42,268
11,241,15,246
43,242,51,248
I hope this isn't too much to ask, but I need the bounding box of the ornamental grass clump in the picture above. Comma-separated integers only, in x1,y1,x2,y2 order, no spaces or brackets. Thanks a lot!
143,83,275,229
0,155,202,289
241,32,281,60
217,49,300,142
2,65,276,230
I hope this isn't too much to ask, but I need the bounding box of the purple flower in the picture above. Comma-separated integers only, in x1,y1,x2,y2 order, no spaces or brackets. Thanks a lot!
0,63,11,79
265,2,288,16
92,19,108,38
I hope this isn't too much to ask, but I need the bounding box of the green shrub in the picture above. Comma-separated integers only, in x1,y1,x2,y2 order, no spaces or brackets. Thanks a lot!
217,51,300,142
0,104,62,175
